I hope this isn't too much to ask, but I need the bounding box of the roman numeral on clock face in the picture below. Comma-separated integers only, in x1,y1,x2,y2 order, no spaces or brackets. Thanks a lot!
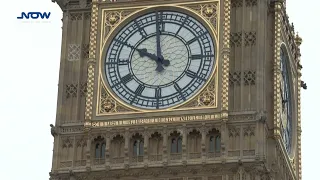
155,88,161,99
155,87,161,109
121,74,133,84
118,59,129,65
185,70,206,81
173,82,186,100
135,84,145,95
134,20,147,38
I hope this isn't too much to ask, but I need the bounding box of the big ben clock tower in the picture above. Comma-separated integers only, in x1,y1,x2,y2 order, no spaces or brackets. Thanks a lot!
50,0,304,180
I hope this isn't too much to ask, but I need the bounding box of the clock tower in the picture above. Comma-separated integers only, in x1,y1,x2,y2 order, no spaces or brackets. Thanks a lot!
50,0,304,180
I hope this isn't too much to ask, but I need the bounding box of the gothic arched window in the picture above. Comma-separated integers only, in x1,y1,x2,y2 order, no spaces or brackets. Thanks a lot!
133,140,144,156
209,136,214,152
101,143,106,158
95,144,100,158
208,129,221,154
111,135,124,158
93,136,105,159
215,136,221,152
188,130,201,153
171,137,182,153
132,134,144,156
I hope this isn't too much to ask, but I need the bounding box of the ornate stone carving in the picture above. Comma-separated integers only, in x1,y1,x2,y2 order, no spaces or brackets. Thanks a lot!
103,9,136,42
68,44,81,61
66,82,87,99
66,83,78,98
81,44,90,59
243,70,256,85
228,126,240,137
183,77,217,108
70,13,83,21
229,71,241,86
230,32,242,47
99,83,131,113
245,0,258,7
199,3,219,30
243,125,255,136
231,0,243,8
60,126,85,134
62,137,73,147
62,0,91,10
80,82,88,97
244,31,257,46
229,113,256,121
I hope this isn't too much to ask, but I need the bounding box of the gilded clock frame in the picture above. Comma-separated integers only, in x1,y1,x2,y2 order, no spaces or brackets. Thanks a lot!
92,1,221,116
279,42,297,158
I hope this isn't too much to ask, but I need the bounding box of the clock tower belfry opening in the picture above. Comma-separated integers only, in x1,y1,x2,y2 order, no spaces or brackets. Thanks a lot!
49,0,303,180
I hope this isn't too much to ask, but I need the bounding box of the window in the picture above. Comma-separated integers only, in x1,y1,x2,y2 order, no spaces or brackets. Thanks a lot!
149,132,162,155
132,133,144,156
111,135,124,157
188,130,201,153
215,136,221,152
94,143,105,158
93,136,106,159
95,144,100,158
101,143,106,158
209,136,214,152
171,137,182,153
133,140,144,156
208,130,221,153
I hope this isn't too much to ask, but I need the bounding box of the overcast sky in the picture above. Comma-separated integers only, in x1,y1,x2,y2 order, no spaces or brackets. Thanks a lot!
0,0,318,179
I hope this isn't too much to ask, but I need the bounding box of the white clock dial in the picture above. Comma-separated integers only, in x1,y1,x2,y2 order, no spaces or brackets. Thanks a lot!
104,10,216,109
280,46,293,154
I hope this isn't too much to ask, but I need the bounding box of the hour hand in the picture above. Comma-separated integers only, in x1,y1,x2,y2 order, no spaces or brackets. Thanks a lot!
138,49,170,67
137,48,158,61
136,48,164,72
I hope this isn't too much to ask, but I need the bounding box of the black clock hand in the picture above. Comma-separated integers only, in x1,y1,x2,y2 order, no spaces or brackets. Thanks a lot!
156,11,161,58
116,40,169,72
136,48,164,72
156,11,170,67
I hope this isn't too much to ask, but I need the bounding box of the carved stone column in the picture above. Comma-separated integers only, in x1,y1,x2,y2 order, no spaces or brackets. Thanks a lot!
182,125,187,162
85,134,91,169
220,119,227,159
201,125,207,160
162,126,168,163
124,128,129,164
105,132,111,167
143,128,149,163
72,136,76,167
256,111,267,160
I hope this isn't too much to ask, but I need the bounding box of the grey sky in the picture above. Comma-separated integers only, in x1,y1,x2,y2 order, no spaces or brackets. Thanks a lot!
0,0,317,179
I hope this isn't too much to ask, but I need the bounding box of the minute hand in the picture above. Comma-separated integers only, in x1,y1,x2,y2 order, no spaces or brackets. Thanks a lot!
156,11,162,58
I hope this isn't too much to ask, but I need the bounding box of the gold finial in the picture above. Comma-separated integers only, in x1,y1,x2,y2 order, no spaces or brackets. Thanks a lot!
295,33,302,46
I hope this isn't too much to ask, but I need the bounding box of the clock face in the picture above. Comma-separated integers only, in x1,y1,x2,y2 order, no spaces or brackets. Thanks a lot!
104,10,215,110
280,47,292,153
